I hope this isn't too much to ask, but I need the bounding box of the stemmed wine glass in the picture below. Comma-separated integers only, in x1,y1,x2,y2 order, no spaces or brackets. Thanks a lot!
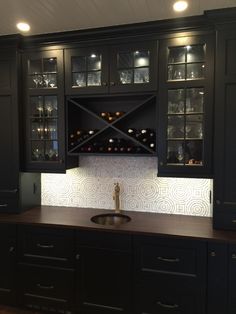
33,74,42,88
43,74,50,87
45,101,53,117
177,146,184,163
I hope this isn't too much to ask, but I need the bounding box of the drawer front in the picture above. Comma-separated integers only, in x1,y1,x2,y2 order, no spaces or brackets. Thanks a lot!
135,283,199,314
134,236,206,278
77,230,132,251
140,244,196,275
18,226,75,268
0,223,16,305
19,265,74,312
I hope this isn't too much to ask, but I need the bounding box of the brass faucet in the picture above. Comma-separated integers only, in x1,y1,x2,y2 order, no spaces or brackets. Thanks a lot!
113,182,121,213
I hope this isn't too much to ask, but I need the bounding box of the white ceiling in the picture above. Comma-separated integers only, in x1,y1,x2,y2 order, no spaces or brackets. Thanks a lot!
1,0,236,36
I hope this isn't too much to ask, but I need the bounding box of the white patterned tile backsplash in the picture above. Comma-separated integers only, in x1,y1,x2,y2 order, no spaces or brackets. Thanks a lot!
42,156,213,217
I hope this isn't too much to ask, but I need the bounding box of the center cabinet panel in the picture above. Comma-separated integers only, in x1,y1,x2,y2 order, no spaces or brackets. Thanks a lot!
67,94,157,156
76,230,133,314
65,41,158,95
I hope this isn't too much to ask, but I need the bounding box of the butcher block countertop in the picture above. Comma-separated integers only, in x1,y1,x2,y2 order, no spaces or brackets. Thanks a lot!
0,206,235,242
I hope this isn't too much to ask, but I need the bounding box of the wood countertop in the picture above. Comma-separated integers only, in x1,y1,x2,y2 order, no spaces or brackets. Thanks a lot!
0,206,236,242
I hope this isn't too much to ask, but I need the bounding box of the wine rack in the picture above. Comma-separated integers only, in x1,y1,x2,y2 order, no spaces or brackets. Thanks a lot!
67,94,157,156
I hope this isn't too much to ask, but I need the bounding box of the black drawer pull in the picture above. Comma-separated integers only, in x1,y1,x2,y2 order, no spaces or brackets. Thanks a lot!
37,283,54,290
232,254,236,259
232,220,236,223
157,256,180,263
0,204,7,207
157,301,179,309
37,244,54,249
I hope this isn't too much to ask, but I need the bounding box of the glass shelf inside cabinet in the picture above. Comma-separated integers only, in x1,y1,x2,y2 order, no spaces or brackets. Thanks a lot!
167,88,204,166
28,57,58,89
67,94,156,156
167,45,206,81
72,54,102,88
117,50,150,85
30,96,59,161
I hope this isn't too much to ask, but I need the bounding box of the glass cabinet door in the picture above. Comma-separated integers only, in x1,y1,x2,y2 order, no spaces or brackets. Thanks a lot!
110,41,157,93
65,47,109,95
30,96,59,162
158,35,214,177
168,45,206,81
28,57,58,89
23,49,74,172
167,88,204,165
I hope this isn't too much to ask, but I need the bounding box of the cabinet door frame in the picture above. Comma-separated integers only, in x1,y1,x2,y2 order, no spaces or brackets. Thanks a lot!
109,41,158,93
158,34,215,178
213,26,236,229
0,50,19,191
65,46,109,95
22,49,66,173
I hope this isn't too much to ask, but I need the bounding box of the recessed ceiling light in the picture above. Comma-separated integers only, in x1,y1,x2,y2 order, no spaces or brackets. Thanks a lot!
16,22,30,32
173,1,188,12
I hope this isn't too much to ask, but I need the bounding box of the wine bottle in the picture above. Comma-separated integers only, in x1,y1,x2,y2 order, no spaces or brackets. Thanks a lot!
108,115,116,123
69,133,75,139
88,129,96,136
127,128,136,136
127,146,134,153
100,112,109,120
119,146,126,153
87,145,94,153
149,142,155,149
115,111,125,118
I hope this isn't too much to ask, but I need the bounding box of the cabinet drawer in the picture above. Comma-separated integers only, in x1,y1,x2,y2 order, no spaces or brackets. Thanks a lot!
136,283,200,314
134,236,206,277
19,265,74,313
140,244,196,275
18,226,75,268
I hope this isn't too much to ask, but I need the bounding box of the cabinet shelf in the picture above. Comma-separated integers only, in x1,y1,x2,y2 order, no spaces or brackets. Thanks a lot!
67,94,157,156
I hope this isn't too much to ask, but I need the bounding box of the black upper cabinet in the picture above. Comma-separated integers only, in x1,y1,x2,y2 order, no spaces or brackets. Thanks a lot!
22,49,78,173
65,41,158,95
158,34,214,178
213,25,236,230
0,46,41,213
0,50,19,192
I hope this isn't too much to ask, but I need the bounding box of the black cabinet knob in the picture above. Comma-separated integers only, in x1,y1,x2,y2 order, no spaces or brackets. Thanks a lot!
210,251,216,257
160,161,164,166
216,200,221,205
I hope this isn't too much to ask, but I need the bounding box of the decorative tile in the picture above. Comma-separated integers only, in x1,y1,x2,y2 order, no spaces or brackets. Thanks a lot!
42,157,212,217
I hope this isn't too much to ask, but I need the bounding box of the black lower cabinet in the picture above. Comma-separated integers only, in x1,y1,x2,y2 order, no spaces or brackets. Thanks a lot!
76,231,132,314
229,244,236,314
0,224,16,305
207,242,228,314
134,235,207,314
18,264,75,313
17,225,76,313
